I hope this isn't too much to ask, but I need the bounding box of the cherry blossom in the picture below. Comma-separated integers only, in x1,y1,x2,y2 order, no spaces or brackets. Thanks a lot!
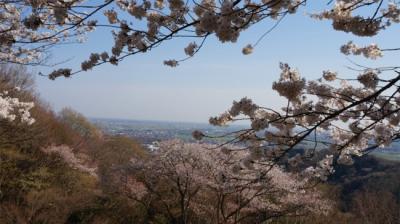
199,63,400,180
0,90,35,125
2,0,399,79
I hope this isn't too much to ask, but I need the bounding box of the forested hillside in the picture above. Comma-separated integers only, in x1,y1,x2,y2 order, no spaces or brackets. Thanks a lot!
0,66,147,223
0,66,399,224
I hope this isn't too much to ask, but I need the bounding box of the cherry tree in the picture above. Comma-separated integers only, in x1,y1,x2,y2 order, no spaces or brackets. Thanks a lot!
128,140,331,223
0,90,35,125
0,66,36,150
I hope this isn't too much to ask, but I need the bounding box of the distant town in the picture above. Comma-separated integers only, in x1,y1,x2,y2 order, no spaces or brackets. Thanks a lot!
91,118,246,150
92,118,400,160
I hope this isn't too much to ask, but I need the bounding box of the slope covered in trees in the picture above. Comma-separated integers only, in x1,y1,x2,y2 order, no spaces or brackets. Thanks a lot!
0,66,148,223
1,66,400,223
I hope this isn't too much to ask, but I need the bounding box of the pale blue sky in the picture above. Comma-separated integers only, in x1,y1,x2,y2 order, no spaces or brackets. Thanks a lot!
34,2,400,123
